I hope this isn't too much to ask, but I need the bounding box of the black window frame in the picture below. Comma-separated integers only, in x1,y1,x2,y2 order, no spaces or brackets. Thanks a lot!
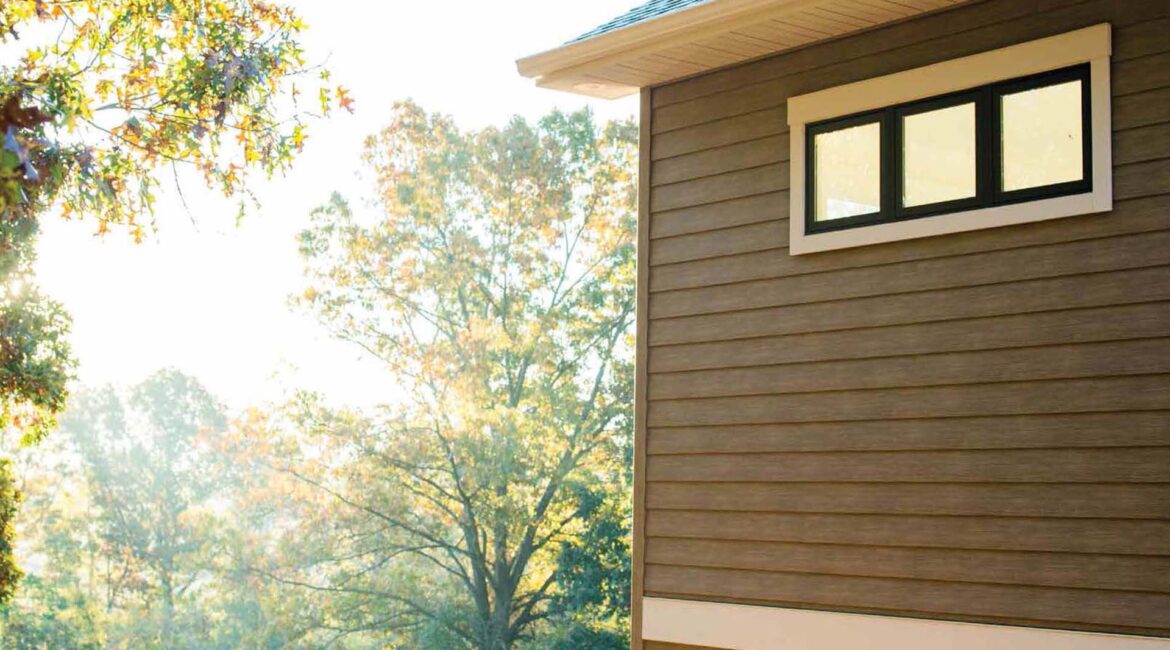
805,109,887,232
805,63,1092,235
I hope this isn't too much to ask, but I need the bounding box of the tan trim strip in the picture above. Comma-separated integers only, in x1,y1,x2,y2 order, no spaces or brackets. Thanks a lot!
631,86,653,650
642,597,1170,649
786,23,1112,124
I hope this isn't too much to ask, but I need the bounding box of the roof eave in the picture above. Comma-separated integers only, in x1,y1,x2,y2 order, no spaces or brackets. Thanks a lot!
517,0,819,98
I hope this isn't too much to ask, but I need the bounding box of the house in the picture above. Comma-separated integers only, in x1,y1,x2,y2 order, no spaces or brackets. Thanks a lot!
518,1,1170,649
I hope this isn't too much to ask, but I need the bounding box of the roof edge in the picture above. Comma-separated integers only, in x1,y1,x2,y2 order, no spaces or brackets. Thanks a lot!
516,0,821,94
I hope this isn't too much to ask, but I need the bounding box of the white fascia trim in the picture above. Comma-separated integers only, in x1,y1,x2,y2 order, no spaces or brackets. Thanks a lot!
787,23,1113,255
516,0,829,96
643,597,1170,650
518,0,813,77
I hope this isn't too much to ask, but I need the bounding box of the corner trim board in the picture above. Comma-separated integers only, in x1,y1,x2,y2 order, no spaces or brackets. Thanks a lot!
630,86,652,650
642,598,1170,650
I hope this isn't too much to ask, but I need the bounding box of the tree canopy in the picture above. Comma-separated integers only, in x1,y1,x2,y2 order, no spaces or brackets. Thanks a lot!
0,0,344,443
1,0,348,231
0,0,342,601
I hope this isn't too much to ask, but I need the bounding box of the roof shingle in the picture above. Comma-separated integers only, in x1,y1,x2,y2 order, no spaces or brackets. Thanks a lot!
568,0,710,43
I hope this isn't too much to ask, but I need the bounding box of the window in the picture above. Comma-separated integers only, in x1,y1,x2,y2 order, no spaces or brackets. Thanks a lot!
806,65,1091,235
999,73,1088,194
810,116,882,223
901,99,977,209
787,24,1112,255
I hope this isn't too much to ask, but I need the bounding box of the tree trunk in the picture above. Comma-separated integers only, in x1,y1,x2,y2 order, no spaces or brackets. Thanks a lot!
160,566,175,649
486,592,513,650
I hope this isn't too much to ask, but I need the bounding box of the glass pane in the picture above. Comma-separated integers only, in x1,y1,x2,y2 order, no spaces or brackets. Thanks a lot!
813,121,881,222
1001,79,1084,192
902,102,976,207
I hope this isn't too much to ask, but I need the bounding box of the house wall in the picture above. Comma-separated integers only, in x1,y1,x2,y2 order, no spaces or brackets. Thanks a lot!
637,0,1170,642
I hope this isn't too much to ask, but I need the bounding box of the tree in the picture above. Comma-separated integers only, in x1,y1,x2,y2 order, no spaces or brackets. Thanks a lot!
0,0,346,601
57,369,229,648
541,460,632,649
250,101,637,649
1,370,294,649
0,575,101,650
0,460,19,606
0,405,102,649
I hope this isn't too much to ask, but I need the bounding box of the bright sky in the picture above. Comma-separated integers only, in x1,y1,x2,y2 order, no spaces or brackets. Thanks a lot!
33,0,640,410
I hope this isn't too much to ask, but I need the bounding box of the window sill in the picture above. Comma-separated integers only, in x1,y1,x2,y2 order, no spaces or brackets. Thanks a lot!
791,191,1111,255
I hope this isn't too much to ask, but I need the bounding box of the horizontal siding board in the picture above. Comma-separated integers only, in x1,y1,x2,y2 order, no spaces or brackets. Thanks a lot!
645,447,1170,484
647,412,1170,454
652,0,1170,132
650,302,1170,373
651,230,1170,319
1115,86,1170,130
645,483,1170,520
651,192,786,240
646,539,1170,592
652,107,785,160
652,242,788,290
1114,51,1170,97
1113,16,1170,61
1114,122,1170,166
650,163,788,213
652,134,789,186
644,565,1170,632
1115,157,1170,201
649,195,1170,291
648,265,1170,346
644,510,1170,555
651,220,786,265
648,339,1170,400
646,375,1170,427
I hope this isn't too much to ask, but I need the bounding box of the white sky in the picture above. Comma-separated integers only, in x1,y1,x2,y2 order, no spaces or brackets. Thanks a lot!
33,0,639,410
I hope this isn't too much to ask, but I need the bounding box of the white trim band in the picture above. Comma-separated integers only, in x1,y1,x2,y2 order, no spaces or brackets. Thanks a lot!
787,24,1113,255
643,597,1170,650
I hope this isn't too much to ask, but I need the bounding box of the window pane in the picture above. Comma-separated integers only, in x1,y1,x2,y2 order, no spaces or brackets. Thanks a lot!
1001,79,1084,192
813,121,881,222
902,102,976,207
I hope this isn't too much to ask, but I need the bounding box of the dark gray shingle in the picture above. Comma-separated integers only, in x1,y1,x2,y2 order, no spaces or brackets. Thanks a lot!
569,0,710,43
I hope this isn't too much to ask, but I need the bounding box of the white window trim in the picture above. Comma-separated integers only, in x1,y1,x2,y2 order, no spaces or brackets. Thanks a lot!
643,597,1170,650
787,24,1113,255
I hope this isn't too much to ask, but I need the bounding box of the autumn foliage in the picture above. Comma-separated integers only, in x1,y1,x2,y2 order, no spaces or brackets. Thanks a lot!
0,0,341,604
1,103,638,649
256,102,637,648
